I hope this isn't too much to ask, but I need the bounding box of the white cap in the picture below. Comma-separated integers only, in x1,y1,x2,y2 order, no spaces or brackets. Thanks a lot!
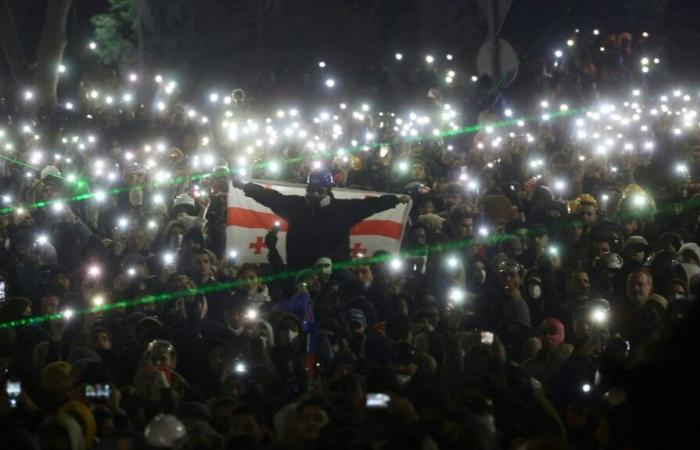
144,414,186,447
41,165,61,180
172,193,195,208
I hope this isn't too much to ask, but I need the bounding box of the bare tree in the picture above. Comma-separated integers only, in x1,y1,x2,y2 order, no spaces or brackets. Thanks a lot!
0,0,73,109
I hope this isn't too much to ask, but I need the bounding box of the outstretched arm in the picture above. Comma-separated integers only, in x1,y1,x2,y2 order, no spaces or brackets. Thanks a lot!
231,176,294,219
343,194,410,225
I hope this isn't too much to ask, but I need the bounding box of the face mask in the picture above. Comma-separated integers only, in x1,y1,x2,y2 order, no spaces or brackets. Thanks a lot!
395,374,412,386
279,329,299,346
129,187,144,206
667,293,686,302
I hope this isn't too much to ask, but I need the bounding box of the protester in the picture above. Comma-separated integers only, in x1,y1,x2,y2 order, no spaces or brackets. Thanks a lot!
0,25,698,450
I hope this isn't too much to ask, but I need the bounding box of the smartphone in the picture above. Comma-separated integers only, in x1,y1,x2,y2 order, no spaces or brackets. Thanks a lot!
480,331,494,346
0,281,5,303
84,383,111,399
379,144,390,159
6,380,21,408
366,392,390,408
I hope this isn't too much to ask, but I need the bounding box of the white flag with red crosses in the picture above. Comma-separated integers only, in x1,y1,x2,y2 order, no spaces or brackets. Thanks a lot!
226,180,411,264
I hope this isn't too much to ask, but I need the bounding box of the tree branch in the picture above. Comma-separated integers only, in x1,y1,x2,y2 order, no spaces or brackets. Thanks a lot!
0,0,29,84
34,0,73,109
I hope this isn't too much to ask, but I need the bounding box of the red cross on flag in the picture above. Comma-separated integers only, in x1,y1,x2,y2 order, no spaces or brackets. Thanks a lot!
226,180,411,264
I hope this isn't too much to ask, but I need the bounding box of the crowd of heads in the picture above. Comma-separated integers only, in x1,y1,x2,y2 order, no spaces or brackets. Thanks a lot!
0,27,698,450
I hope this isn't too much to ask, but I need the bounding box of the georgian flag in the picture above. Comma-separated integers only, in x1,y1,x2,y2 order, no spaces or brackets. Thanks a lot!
226,180,411,264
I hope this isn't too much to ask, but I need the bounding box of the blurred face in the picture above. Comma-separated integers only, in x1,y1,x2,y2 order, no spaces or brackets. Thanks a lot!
453,217,474,240
627,247,646,263
498,270,523,297
41,295,60,315
570,272,591,296
305,186,329,206
593,241,611,257
416,200,435,215
191,253,212,278
411,163,426,180
579,204,597,226
238,269,259,294
444,192,463,210
42,184,59,201
530,234,549,251
50,273,71,294
410,227,427,246
92,331,112,351
352,265,373,284
224,309,244,330
149,350,175,370
627,272,652,304
297,405,330,441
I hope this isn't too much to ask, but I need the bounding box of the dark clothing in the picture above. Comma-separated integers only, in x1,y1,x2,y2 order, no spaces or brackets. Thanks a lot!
240,183,400,269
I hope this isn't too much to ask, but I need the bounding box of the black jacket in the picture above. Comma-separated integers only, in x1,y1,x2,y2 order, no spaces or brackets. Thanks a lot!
241,183,400,269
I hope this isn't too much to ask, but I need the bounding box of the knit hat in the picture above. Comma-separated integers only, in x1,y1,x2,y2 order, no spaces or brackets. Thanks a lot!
344,308,367,329
645,293,668,310
59,400,97,447
41,361,74,392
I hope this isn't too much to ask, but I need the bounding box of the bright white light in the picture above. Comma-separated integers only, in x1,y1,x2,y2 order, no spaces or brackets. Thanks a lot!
36,235,49,245
325,78,336,88
229,250,239,259
446,255,459,270
127,267,137,277
94,190,107,203
566,39,575,47
448,287,466,303
592,309,607,323
395,53,403,61
235,362,247,373
318,61,326,68
268,160,280,173
129,73,138,82
117,217,129,228
675,163,689,174
554,180,566,191
92,295,105,307
209,92,219,103
554,49,563,58
24,90,34,101
504,109,513,117
389,257,403,272
478,226,489,237
62,309,75,320
57,64,66,73
593,29,599,35
425,55,435,64
582,383,592,393
88,41,97,50
162,252,175,265
52,201,65,213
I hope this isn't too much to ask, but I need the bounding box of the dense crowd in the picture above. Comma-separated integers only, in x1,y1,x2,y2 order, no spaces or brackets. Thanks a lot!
0,28,698,450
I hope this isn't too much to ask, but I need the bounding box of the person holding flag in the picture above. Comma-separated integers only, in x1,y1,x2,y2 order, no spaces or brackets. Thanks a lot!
231,169,410,270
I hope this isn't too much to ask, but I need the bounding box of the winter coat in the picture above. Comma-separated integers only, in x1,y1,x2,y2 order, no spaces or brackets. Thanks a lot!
240,183,400,269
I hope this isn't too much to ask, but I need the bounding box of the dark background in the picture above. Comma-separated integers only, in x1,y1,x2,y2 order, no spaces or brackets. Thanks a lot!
3,0,699,107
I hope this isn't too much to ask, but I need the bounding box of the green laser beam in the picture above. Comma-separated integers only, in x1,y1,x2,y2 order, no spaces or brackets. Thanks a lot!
0,232,513,330
0,107,582,217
